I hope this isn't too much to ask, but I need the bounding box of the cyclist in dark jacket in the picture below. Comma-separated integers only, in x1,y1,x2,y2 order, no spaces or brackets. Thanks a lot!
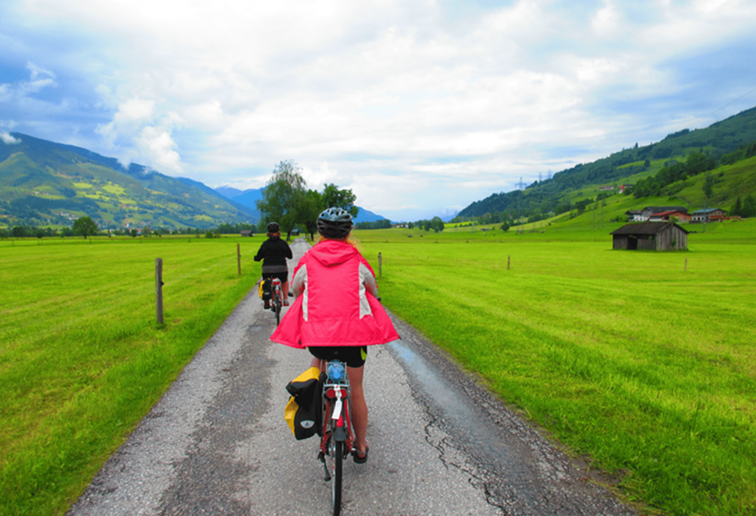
254,222,293,308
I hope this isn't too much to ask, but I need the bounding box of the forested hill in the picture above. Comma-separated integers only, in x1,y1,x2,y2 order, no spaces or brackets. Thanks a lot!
458,105,756,219
0,133,257,230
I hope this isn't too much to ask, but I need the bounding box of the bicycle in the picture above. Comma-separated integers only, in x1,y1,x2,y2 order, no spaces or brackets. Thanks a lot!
269,277,283,325
317,359,353,516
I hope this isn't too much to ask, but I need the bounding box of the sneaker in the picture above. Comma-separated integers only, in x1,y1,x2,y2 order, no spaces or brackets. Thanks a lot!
264,301,270,309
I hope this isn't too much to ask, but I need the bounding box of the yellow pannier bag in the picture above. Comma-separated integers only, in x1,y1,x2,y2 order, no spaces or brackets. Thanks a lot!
258,279,266,299
284,366,323,440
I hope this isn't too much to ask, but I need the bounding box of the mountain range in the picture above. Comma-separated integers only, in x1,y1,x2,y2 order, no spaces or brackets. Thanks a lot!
3,105,756,230
0,133,257,230
0,132,388,230
457,106,756,219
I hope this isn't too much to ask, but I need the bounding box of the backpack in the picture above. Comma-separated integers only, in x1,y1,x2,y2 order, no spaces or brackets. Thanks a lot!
284,366,324,440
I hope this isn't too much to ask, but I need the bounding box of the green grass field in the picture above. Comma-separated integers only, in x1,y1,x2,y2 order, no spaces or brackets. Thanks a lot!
0,236,263,515
355,221,756,516
2,219,755,515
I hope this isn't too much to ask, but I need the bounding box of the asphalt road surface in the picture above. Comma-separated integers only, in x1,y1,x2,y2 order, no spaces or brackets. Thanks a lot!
68,239,636,516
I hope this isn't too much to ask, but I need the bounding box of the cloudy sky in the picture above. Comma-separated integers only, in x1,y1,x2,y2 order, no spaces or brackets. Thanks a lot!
2,0,756,220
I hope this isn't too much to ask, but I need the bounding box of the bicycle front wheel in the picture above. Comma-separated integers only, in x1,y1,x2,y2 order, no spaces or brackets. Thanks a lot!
331,440,344,516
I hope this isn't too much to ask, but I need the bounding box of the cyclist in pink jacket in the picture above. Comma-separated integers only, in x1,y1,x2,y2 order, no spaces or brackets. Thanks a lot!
271,207,399,464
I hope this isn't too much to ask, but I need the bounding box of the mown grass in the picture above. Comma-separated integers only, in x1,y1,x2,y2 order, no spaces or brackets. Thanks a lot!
356,220,756,516
0,236,263,516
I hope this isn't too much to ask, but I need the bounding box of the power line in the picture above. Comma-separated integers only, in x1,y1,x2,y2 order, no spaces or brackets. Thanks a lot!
701,84,756,123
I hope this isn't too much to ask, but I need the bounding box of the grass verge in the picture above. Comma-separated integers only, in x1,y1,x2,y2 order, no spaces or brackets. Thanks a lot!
0,236,262,516
356,222,756,516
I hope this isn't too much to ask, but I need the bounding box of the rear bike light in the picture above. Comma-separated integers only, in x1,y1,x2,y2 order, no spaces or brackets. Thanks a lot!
327,362,345,382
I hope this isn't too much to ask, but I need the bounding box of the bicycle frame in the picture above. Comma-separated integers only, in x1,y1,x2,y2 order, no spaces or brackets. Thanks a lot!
321,384,352,452
270,277,282,324
317,359,353,515
270,278,282,302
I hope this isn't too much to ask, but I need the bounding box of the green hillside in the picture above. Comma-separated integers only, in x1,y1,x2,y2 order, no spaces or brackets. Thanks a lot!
458,106,756,221
0,133,257,230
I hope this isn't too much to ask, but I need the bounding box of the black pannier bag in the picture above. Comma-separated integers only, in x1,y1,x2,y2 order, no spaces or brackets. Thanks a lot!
258,278,272,301
284,367,324,440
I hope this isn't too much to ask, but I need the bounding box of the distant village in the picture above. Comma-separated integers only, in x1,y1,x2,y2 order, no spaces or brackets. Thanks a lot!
624,206,728,224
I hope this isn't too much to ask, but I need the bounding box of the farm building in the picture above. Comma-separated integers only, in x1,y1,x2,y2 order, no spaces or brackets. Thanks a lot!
648,210,692,223
640,206,688,221
691,208,726,223
610,222,689,251
626,206,689,222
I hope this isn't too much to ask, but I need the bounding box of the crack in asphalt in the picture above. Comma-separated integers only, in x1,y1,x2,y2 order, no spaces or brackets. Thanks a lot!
387,313,636,516
421,400,508,514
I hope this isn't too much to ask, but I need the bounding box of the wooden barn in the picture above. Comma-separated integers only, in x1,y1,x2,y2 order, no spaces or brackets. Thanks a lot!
610,222,689,251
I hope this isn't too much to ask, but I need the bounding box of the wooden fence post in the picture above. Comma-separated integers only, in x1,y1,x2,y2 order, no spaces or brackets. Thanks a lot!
237,243,242,276
507,255,511,270
156,258,164,325
379,252,382,277
684,258,688,272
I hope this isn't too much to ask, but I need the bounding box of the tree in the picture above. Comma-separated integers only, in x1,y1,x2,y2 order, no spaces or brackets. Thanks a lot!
742,194,756,218
256,160,308,234
299,189,324,238
732,197,743,217
429,216,444,233
321,183,358,217
73,216,99,238
702,172,715,201
574,198,593,214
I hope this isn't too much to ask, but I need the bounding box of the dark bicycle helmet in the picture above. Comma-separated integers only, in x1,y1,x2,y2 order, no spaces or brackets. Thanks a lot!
267,222,280,233
317,207,353,239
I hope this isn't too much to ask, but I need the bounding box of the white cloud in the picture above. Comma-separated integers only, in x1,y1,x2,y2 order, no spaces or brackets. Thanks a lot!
0,62,57,101
1,132,21,144
4,0,756,219
96,98,153,148
96,97,186,173
136,126,183,175
591,0,623,38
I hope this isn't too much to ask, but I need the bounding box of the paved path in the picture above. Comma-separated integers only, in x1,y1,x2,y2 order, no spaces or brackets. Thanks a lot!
68,239,635,516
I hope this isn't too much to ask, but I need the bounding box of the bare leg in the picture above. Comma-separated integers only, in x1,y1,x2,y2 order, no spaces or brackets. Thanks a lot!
282,281,290,304
347,365,368,454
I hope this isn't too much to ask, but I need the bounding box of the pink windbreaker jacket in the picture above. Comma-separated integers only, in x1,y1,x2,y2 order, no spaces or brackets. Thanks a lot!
270,240,399,348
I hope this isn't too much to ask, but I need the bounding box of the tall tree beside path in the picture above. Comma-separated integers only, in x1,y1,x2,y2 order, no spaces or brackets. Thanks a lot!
73,216,99,239
300,189,324,238
256,161,361,235
321,183,358,217
256,160,307,233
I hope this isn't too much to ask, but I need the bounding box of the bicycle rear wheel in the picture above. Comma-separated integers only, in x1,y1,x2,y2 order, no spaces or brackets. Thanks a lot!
274,288,281,325
331,439,344,516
